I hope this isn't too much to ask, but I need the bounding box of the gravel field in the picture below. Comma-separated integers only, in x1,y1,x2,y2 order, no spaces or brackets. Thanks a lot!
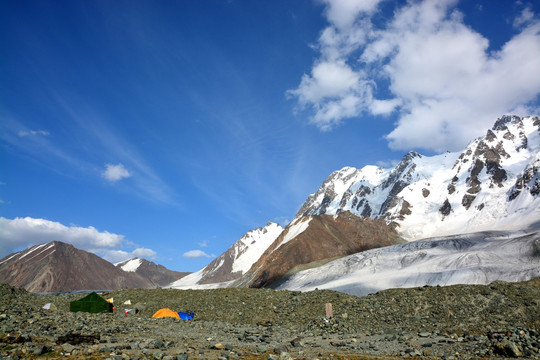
1,279,540,359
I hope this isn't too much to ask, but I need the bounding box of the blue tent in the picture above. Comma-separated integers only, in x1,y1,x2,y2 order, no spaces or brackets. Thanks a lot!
178,311,194,320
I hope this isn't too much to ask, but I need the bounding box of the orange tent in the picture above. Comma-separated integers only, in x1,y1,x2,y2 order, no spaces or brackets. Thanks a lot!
152,308,180,319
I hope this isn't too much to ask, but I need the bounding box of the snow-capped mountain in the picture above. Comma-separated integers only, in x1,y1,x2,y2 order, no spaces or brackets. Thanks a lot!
169,222,283,289
277,226,540,297
0,241,154,292
115,257,189,287
297,115,540,240
169,115,539,292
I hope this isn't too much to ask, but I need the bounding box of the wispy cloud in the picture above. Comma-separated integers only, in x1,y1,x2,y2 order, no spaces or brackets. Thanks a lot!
0,116,83,173
0,217,155,264
183,249,213,259
0,182,4,204
102,163,132,182
58,100,179,205
514,6,535,28
18,129,50,137
288,0,540,152
197,240,208,248
1,97,179,206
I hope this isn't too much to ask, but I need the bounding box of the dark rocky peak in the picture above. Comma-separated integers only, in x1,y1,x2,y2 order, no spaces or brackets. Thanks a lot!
492,115,522,131
295,169,353,217
380,151,421,190
402,150,422,161
485,130,497,142
509,156,540,200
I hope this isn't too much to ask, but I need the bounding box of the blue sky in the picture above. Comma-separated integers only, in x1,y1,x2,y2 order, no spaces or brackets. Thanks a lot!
1,0,539,272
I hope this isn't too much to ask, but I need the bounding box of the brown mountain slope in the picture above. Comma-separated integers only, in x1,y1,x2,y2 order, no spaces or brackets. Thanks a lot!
0,241,154,292
235,211,404,288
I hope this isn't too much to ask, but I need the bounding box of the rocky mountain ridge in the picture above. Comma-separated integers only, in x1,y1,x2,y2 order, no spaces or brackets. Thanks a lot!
0,242,186,292
296,115,540,240
168,115,540,291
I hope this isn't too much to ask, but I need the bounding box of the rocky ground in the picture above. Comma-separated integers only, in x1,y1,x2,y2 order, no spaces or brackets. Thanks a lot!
1,279,540,360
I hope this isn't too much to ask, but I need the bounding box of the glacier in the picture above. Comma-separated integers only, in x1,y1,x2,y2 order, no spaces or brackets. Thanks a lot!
276,226,540,297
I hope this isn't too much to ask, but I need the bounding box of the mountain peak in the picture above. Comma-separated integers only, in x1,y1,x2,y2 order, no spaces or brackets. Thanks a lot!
0,241,154,292
403,150,422,161
169,222,283,288
492,114,522,131
294,115,540,240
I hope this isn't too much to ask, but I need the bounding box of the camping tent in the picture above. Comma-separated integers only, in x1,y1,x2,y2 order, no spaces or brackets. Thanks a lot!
70,292,113,314
152,308,180,319
178,311,194,320
42,303,57,311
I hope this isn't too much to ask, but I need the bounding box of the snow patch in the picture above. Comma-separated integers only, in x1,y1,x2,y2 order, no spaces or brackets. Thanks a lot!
280,217,312,247
17,243,48,260
119,258,143,272
25,243,55,263
0,253,19,265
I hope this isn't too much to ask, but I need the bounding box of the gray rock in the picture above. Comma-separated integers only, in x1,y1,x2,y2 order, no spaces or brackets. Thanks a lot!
495,339,523,357
61,343,76,354
33,345,47,355
279,352,293,360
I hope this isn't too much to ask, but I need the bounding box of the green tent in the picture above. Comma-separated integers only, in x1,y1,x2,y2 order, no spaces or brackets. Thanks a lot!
69,292,113,313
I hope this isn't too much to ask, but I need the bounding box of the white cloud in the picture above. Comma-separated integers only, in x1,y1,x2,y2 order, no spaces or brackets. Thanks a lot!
379,2,540,151
183,250,212,259
287,61,371,130
294,61,361,104
102,163,132,182
0,217,121,258
321,0,381,30
370,98,402,115
0,217,157,264
289,0,540,152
